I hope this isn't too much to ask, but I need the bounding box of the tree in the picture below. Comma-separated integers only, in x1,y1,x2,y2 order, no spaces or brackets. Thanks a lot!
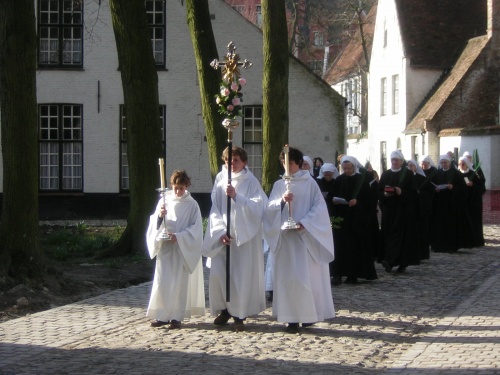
286,0,375,76
261,0,289,194
186,0,227,179
0,0,44,280
102,0,163,257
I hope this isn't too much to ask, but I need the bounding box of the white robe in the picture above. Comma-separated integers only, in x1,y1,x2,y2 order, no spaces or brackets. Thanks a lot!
146,191,205,321
202,167,267,319
264,170,335,323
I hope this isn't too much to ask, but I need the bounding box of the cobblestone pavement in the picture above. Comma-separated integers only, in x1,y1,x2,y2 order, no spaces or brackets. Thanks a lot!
1,225,499,375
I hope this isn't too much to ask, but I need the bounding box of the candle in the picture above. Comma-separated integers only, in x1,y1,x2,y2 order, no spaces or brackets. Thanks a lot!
159,158,165,189
284,145,290,177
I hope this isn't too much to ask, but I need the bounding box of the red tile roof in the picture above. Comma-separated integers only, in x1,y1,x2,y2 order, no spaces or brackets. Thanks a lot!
396,0,487,68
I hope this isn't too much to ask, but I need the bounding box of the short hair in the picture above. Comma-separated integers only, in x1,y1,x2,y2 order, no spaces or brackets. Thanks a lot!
280,146,303,168
222,146,248,163
170,169,191,187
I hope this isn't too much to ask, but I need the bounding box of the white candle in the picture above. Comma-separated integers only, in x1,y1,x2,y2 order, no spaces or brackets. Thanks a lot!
284,145,290,177
159,158,166,189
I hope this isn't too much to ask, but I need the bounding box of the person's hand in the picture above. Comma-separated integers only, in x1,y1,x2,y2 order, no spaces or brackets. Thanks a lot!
466,181,473,187
168,233,177,243
297,222,304,230
226,184,236,199
348,199,357,207
220,234,231,245
159,204,166,218
283,192,294,202
395,187,402,195
448,184,453,190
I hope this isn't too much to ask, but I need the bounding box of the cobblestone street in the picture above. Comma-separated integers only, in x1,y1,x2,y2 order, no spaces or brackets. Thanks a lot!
0,225,499,374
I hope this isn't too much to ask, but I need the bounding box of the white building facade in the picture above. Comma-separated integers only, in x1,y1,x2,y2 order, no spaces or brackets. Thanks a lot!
0,0,344,216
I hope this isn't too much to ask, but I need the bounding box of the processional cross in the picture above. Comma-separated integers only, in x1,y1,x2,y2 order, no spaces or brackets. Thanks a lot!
210,42,252,302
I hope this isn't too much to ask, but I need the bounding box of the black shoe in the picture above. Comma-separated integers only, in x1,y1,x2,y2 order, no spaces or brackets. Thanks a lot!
301,323,315,328
397,265,406,273
344,277,359,284
214,309,231,325
150,320,169,327
285,323,300,333
267,291,273,302
169,320,182,329
233,318,245,332
332,276,342,286
382,260,392,273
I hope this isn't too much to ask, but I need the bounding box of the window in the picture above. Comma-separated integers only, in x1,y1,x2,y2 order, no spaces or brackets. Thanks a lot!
308,60,322,72
256,5,262,27
314,31,324,46
119,105,166,191
380,77,387,116
38,0,83,67
392,74,399,114
411,135,418,161
39,104,83,191
347,78,361,135
380,141,387,172
146,0,166,67
242,106,263,181
383,19,387,48
232,5,245,13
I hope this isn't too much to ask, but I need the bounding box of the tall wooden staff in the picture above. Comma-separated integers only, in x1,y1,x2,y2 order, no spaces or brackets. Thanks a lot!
211,42,252,302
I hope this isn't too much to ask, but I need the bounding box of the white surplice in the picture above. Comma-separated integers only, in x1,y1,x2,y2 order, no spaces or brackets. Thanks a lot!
202,167,267,319
146,190,205,322
264,170,335,324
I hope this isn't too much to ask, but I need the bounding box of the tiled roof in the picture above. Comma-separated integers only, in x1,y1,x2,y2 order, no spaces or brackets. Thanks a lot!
405,36,490,133
438,126,500,136
323,4,377,85
396,0,487,68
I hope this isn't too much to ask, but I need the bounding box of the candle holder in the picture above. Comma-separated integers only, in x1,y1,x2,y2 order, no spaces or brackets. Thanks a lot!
281,176,301,230
156,187,172,241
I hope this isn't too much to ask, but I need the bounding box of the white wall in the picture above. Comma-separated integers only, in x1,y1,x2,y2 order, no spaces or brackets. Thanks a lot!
367,0,406,173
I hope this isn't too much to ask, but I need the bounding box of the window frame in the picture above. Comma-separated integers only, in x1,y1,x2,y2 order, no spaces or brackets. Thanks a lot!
242,105,263,181
313,31,324,46
392,74,399,114
146,0,166,68
380,77,387,116
38,103,84,192
37,0,84,69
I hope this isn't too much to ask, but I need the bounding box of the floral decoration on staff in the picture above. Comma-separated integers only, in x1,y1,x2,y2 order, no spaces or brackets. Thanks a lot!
215,77,246,119
211,42,252,120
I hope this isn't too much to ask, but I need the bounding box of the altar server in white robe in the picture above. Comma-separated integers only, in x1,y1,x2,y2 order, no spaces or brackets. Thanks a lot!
202,146,267,331
264,146,335,333
146,170,205,329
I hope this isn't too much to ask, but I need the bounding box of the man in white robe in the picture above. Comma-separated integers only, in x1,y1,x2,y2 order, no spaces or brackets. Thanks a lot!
264,146,335,333
202,146,267,331
146,171,205,329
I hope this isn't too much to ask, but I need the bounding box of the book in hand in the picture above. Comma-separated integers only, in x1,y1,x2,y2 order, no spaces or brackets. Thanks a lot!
384,185,395,197
332,196,349,205
432,182,449,190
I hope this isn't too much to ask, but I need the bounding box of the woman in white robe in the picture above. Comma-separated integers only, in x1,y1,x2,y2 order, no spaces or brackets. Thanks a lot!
264,147,335,332
146,170,205,328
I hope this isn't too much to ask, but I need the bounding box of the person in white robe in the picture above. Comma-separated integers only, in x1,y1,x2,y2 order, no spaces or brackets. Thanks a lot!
264,146,335,333
202,146,267,331
146,170,205,329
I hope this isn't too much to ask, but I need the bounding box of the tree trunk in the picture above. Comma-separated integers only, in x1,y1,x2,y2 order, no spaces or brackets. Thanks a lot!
186,0,227,180
0,0,44,280
102,0,163,257
262,0,289,194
